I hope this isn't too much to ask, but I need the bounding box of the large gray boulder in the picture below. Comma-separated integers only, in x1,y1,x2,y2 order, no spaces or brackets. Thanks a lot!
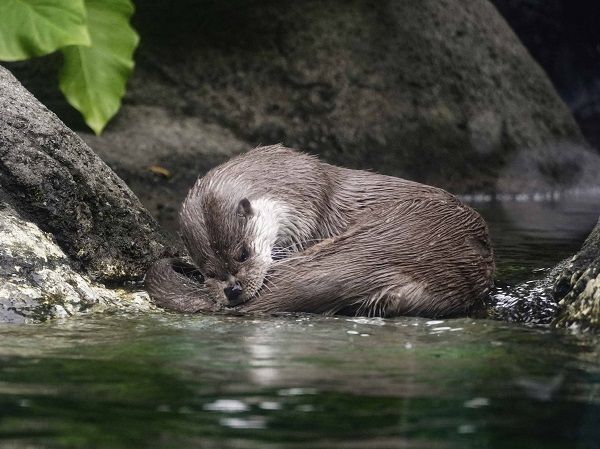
553,217,600,330
0,65,175,282
9,0,587,232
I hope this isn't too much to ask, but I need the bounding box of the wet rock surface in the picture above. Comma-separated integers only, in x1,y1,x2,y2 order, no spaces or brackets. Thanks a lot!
553,217,600,330
8,0,586,232
0,66,176,282
0,200,155,323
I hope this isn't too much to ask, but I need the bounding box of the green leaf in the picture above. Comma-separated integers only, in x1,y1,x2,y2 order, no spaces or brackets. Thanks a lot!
59,0,139,135
0,0,91,61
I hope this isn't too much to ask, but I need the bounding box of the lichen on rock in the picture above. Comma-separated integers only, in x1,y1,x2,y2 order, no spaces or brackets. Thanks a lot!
553,217,600,330
0,201,155,323
0,64,177,282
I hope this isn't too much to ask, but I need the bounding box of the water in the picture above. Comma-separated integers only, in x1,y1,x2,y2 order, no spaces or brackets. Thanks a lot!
1,197,600,449
479,196,600,324
478,197,600,283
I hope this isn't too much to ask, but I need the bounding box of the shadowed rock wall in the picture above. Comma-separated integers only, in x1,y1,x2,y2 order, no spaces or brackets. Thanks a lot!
492,0,600,149
8,0,586,232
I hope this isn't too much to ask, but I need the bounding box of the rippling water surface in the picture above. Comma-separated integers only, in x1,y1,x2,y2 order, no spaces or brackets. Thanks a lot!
0,197,599,449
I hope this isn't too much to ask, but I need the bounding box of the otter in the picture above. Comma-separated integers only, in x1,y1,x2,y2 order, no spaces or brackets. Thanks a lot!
146,145,494,317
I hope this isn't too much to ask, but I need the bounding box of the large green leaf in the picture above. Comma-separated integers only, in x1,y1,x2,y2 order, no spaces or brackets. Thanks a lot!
59,0,139,135
0,0,91,61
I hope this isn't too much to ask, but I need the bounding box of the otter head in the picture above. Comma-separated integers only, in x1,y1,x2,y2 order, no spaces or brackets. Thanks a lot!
179,191,277,306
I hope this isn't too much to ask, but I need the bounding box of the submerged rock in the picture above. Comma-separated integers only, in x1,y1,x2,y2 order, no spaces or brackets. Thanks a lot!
486,276,560,325
0,201,155,323
9,0,586,232
0,65,176,282
553,217,600,330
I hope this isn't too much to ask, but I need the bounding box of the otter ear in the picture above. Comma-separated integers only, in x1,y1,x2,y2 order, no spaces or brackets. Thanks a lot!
237,198,253,217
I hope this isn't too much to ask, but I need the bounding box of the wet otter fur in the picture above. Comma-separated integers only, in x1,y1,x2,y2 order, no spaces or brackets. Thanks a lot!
146,145,494,317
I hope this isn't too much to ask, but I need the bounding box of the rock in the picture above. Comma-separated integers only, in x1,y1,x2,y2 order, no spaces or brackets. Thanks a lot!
496,142,600,195
486,274,561,325
553,217,600,330
0,65,176,282
8,0,586,232
0,199,155,323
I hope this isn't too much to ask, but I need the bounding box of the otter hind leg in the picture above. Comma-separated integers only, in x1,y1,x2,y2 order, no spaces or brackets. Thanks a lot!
356,281,430,317
357,279,474,318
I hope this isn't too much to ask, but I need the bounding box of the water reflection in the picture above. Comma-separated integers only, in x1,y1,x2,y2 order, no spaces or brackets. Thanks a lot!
475,194,600,282
0,314,598,448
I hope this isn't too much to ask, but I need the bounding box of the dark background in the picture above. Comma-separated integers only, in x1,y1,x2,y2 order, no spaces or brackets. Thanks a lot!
493,0,600,148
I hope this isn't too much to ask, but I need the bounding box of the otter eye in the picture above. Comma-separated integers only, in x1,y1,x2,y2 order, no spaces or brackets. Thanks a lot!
238,245,250,262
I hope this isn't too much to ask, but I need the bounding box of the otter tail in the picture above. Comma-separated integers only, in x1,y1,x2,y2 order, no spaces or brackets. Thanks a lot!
145,258,220,313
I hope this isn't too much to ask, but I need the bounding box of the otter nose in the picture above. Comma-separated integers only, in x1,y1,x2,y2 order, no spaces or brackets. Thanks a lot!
223,282,243,303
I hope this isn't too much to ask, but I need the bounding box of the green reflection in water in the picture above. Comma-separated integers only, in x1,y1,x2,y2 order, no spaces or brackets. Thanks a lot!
0,315,598,449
